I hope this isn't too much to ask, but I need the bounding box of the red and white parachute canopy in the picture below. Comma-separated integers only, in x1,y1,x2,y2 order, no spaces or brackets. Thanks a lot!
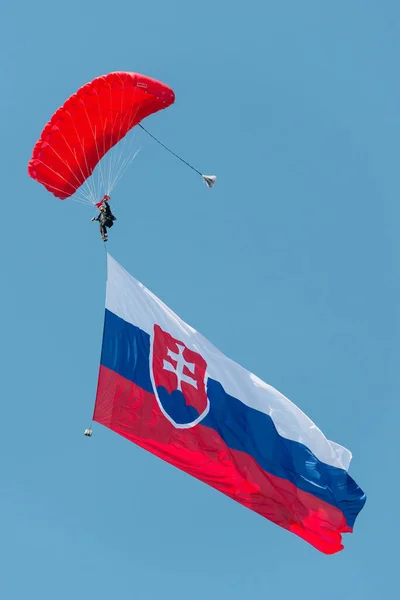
28,72,175,205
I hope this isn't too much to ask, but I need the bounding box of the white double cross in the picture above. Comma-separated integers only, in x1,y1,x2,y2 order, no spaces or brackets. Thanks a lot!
163,344,197,391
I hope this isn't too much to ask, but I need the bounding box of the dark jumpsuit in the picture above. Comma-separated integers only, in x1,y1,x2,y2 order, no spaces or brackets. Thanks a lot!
94,201,116,238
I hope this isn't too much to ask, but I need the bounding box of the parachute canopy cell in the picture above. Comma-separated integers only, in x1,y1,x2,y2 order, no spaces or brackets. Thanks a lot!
28,72,175,199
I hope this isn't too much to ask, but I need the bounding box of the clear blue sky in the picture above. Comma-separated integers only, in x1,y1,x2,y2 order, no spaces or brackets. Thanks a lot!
1,1,398,598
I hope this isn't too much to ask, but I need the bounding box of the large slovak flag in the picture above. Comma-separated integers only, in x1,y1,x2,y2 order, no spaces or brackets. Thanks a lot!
94,254,366,554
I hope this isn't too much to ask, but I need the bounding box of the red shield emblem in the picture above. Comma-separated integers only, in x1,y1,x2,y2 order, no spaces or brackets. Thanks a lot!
151,325,209,428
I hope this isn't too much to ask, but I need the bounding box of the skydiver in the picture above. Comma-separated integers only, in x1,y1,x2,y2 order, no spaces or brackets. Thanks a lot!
91,195,116,241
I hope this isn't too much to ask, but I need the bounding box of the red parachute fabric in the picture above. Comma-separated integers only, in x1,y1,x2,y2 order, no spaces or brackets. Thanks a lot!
28,72,175,199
